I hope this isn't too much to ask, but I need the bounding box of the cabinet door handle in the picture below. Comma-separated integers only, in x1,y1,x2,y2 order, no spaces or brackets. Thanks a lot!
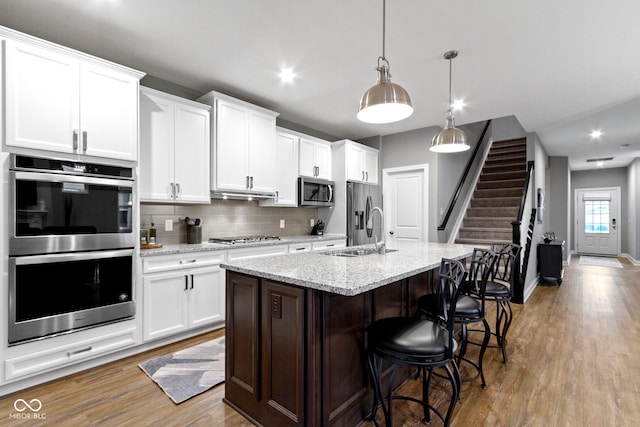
365,172,369,181
184,275,189,291
73,130,79,150
246,176,250,189
326,244,335,247
250,176,254,189
82,131,88,151
190,274,194,289
175,183,181,198
169,182,175,199
179,259,197,264
362,171,365,181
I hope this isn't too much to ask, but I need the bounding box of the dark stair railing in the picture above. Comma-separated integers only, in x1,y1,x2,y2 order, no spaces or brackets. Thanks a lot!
511,160,535,304
437,119,492,231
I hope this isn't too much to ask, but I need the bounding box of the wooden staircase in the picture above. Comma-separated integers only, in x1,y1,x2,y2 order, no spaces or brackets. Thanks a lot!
456,138,527,246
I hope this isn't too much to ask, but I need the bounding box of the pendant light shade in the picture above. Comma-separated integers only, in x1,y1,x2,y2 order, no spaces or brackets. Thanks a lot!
357,0,413,124
430,50,469,153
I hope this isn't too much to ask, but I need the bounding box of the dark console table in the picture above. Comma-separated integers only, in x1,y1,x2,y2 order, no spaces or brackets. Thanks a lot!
538,240,565,285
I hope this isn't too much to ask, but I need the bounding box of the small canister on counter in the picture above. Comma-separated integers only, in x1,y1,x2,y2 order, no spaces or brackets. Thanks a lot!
185,217,202,244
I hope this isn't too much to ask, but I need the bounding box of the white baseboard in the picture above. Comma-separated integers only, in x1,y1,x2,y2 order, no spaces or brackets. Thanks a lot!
621,253,640,266
523,277,539,303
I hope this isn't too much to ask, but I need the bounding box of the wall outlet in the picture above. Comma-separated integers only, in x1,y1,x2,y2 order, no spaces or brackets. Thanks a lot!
310,219,315,227
280,219,285,228
165,219,173,231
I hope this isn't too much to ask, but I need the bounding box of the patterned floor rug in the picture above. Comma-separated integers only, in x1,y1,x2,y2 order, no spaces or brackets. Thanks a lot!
579,256,623,269
139,336,225,404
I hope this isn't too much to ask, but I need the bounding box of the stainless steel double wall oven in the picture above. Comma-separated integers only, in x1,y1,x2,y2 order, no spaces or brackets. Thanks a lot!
8,155,136,344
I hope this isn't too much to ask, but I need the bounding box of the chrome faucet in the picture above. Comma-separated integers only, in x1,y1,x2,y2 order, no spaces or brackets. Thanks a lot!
367,206,386,254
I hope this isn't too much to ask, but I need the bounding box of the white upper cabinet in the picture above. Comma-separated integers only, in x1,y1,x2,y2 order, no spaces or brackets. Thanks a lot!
198,91,279,194
3,37,143,162
139,87,211,203
260,128,299,207
335,139,379,184
299,136,332,180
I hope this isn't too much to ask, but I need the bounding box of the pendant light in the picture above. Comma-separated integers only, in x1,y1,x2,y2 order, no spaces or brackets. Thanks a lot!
357,0,413,124
430,50,469,153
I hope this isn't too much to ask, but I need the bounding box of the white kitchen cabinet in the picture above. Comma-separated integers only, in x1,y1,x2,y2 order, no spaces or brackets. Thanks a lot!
341,139,379,184
299,136,332,180
288,242,312,253
3,38,142,161
227,244,288,261
260,128,299,207
3,320,137,382
142,252,225,342
311,238,346,251
139,87,211,203
198,91,279,194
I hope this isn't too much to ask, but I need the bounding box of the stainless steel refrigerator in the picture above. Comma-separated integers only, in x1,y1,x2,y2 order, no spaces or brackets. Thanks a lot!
347,182,382,246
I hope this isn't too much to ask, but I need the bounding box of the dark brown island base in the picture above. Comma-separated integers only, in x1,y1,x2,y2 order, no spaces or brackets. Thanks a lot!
221,242,475,426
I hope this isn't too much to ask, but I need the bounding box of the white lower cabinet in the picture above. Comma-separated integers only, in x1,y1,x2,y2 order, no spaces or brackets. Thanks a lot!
288,242,312,253
4,321,137,382
142,252,225,342
311,239,347,251
227,244,288,261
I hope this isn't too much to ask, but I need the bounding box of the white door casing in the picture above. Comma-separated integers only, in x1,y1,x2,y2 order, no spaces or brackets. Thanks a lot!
383,165,429,246
575,187,620,256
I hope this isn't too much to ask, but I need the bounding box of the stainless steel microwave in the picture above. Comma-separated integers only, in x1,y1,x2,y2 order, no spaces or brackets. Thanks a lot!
298,177,334,207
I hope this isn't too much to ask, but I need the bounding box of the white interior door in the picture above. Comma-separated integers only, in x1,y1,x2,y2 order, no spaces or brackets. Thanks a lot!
383,165,428,245
576,188,619,256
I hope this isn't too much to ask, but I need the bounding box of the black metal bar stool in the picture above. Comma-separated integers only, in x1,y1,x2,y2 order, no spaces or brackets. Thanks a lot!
470,242,521,363
416,248,495,388
366,258,466,427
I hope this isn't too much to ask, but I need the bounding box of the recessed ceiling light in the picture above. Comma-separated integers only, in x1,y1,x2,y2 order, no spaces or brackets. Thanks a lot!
596,161,604,168
590,130,602,139
279,68,295,83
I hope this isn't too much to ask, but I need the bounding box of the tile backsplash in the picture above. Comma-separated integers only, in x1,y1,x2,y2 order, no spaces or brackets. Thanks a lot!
140,200,319,244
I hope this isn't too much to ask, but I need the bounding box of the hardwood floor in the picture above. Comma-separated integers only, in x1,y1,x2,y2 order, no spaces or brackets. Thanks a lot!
1,256,638,426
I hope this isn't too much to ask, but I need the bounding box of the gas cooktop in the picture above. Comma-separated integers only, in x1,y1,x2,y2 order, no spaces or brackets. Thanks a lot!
208,235,281,245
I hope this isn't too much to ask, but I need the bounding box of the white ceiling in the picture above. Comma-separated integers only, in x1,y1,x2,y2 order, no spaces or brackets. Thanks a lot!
1,0,639,171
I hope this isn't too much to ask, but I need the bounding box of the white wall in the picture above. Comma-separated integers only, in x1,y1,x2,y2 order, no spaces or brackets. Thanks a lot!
627,159,640,262
522,132,548,300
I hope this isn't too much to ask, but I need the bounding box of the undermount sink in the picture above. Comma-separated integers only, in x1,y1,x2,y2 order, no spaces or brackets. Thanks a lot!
324,247,398,257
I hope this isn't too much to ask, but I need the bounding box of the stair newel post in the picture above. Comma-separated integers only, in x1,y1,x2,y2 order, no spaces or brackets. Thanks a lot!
511,220,524,303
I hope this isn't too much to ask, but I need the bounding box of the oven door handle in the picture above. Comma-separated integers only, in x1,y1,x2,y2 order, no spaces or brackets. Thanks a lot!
12,171,134,188
12,249,134,265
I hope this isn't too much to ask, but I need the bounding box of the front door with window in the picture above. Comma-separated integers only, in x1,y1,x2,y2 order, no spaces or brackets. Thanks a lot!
576,188,619,256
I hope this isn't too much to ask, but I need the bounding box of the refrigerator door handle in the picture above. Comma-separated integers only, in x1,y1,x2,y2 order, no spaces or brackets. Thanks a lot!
365,196,373,237
354,211,360,229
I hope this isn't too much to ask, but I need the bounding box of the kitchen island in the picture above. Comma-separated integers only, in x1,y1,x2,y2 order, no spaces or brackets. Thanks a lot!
221,241,475,427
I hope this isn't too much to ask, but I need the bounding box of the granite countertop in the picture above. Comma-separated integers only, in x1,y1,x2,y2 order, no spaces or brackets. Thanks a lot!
221,241,476,296
139,234,347,257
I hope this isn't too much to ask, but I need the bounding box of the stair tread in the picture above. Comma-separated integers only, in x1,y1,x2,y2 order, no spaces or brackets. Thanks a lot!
459,227,512,232
455,238,512,245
